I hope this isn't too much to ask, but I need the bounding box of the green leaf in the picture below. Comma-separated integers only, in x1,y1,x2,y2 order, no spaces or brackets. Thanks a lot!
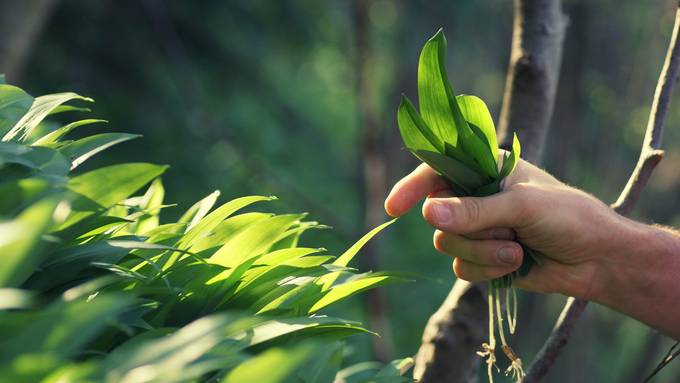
499,132,521,179
189,212,272,253
0,142,71,177
223,342,319,383
0,294,133,360
59,132,141,169
457,94,498,161
443,142,485,174
178,195,275,250
178,190,221,230
230,316,369,349
209,214,304,268
316,219,396,292
414,149,489,192
309,272,401,313
0,289,34,310
3,92,93,142
47,104,92,116
397,95,441,152
417,28,464,147
0,85,33,138
0,196,63,287
32,119,108,146
296,341,343,383
104,314,247,382
334,219,396,267
0,178,58,216
254,247,323,266
62,163,167,228
376,357,414,377
133,178,165,234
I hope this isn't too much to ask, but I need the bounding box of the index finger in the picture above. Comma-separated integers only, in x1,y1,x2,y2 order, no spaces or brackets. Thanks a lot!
384,163,447,217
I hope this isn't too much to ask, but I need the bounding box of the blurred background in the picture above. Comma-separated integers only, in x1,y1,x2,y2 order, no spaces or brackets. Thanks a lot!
2,0,680,381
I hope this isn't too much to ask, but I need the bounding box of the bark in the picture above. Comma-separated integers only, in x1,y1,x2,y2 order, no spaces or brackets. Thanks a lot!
497,0,568,161
0,0,57,82
524,2,680,381
353,0,394,362
414,1,567,381
414,281,487,383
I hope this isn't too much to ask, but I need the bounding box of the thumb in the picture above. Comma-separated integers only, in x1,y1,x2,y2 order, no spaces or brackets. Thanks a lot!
422,192,524,234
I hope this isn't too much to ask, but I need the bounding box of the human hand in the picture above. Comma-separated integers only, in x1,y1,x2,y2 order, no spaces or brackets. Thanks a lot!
384,159,637,300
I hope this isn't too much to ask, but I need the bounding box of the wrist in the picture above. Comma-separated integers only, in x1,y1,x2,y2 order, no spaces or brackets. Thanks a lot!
588,217,653,303
589,218,680,337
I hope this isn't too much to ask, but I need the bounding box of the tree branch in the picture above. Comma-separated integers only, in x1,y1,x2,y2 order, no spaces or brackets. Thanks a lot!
523,3,680,381
414,1,567,381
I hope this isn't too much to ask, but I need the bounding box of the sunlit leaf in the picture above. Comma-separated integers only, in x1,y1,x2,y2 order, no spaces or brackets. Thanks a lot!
0,85,33,138
397,95,441,152
457,94,498,161
32,119,108,146
62,163,167,228
417,28,461,146
222,342,319,383
3,92,93,142
60,132,140,170
0,196,63,287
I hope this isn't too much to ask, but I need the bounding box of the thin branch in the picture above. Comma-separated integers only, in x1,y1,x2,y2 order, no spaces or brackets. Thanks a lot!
524,3,680,381
643,341,680,383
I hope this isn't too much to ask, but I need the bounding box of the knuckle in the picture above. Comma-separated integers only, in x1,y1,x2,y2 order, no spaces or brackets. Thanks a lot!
462,198,482,227
510,183,539,219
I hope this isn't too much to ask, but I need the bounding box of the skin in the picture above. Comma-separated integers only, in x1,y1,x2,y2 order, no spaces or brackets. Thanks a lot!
385,160,680,339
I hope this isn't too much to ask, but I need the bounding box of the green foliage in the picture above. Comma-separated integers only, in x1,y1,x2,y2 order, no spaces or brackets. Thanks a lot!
0,83,413,382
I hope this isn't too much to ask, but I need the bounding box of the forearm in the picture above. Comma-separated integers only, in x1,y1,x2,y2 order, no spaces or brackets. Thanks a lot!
594,220,680,339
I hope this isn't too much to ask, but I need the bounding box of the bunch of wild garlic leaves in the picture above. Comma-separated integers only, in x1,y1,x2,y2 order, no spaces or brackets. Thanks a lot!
397,29,542,382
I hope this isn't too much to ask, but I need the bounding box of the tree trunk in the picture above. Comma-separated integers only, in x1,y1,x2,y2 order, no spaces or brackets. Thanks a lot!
414,1,567,381
353,0,394,362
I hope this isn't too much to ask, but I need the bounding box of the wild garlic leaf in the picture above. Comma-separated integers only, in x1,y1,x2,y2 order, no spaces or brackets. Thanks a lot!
397,95,442,152
32,119,108,146
444,142,485,174
456,122,499,179
0,85,33,139
414,149,488,192
457,94,499,162
0,196,63,287
417,28,463,147
3,92,93,142
499,132,521,179
415,30,499,179
60,132,141,170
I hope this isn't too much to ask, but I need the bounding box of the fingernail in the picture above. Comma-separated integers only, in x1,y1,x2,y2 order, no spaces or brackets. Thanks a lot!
497,247,517,264
431,200,452,224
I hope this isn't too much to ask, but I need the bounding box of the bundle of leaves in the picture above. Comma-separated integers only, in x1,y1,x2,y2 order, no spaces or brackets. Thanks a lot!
396,29,538,381
0,78,412,383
